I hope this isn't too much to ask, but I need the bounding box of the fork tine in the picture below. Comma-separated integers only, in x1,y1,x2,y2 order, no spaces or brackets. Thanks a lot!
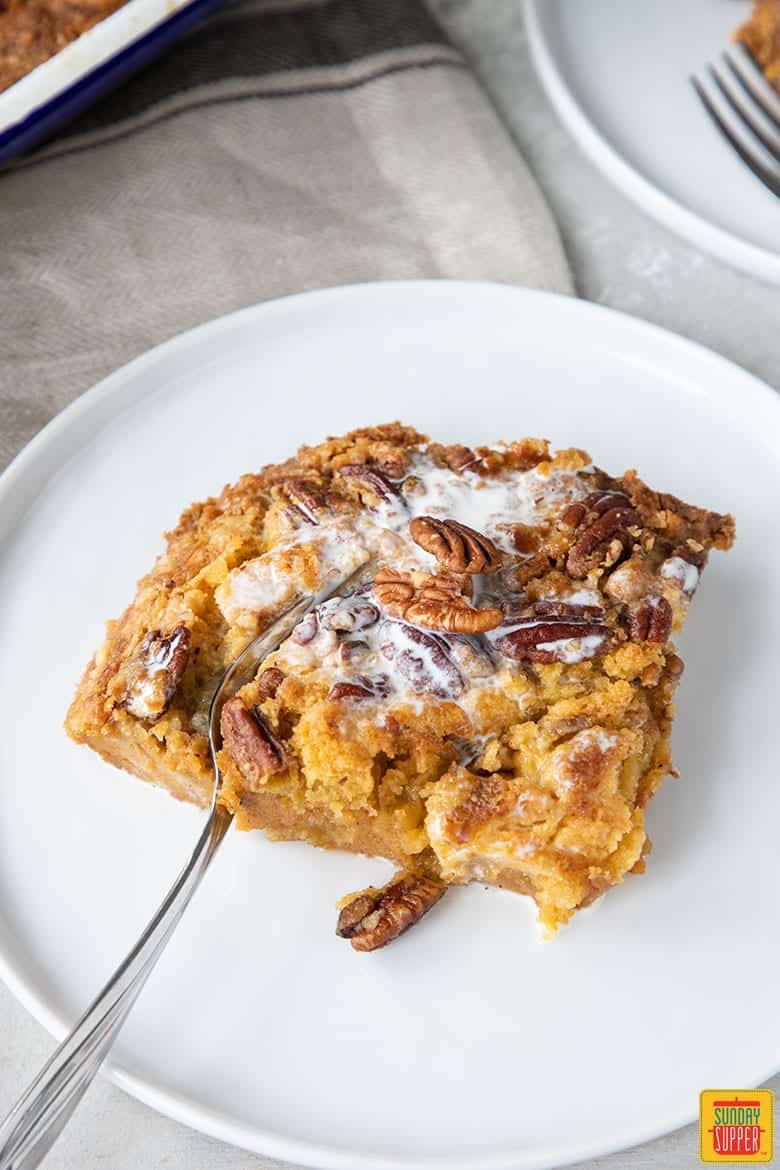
723,43,780,130
691,74,780,198
709,59,780,162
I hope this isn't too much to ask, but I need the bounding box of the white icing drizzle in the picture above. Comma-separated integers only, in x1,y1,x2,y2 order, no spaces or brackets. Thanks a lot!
661,556,700,595
534,633,608,664
221,452,653,730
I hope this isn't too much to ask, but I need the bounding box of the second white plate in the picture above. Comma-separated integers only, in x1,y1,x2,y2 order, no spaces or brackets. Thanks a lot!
525,0,780,282
0,282,779,1170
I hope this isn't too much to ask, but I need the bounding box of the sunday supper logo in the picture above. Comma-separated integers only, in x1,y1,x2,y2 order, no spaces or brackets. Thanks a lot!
700,1090,774,1163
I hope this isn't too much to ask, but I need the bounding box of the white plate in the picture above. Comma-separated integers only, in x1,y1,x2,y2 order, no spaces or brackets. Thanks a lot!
0,282,778,1170
525,0,780,283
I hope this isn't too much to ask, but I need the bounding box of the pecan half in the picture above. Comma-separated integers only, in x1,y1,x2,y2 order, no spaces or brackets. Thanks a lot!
255,666,285,702
628,597,672,643
318,594,379,632
406,585,502,635
379,619,464,698
220,698,288,780
374,568,501,635
373,567,415,610
328,674,391,702
336,872,447,951
560,489,631,530
430,443,487,474
494,601,612,665
272,477,326,525
334,464,407,509
339,638,370,665
565,494,639,580
123,625,191,721
409,515,501,575
502,551,551,589
444,635,495,679
291,611,318,645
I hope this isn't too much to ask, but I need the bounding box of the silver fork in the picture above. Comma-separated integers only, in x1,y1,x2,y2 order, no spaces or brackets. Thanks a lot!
692,42,780,198
0,559,374,1170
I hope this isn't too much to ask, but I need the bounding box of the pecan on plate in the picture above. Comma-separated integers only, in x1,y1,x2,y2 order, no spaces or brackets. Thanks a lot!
336,872,447,951
374,568,502,635
627,597,672,644
494,601,612,665
409,515,501,575
271,477,327,525
334,463,407,509
563,491,639,579
220,698,288,781
379,619,464,698
123,625,191,721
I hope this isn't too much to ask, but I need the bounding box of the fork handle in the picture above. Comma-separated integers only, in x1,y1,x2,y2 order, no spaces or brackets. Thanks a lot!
0,801,232,1170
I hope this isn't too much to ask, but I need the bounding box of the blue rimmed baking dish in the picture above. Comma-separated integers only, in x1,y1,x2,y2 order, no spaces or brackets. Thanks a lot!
0,0,222,164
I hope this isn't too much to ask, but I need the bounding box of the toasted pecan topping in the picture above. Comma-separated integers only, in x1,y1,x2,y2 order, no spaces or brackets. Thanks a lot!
318,595,379,632
336,872,446,951
339,638,370,665
494,601,612,664
560,489,631,530
666,652,685,678
379,619,464,698
374,568,501,635
628,597,672,644
409,515,501,575
123,625,191,721
255,667,285,702
220,698,288,780
272,477,327,525
565,495,639,580
328,675,390,702
428,442,487,474
503,551,551,589
617,471,735,551
445,635,495,679
291,612,318,644
334,463,406,508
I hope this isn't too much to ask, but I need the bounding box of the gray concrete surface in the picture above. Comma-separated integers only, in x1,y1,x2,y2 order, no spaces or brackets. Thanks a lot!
1,3,777,1169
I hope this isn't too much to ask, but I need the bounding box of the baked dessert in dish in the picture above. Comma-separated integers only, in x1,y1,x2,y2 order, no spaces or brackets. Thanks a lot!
66,424,734,949
0,0,127,93
735,0,780,90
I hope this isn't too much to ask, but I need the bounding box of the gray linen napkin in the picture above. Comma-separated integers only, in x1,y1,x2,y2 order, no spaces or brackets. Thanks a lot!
0,0,571,472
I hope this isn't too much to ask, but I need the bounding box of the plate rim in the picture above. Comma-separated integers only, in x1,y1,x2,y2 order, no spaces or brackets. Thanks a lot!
523,0,780,286
1,279,779,1170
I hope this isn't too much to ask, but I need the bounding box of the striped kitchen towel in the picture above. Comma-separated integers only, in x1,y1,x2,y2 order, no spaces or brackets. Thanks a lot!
0,0,571,471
